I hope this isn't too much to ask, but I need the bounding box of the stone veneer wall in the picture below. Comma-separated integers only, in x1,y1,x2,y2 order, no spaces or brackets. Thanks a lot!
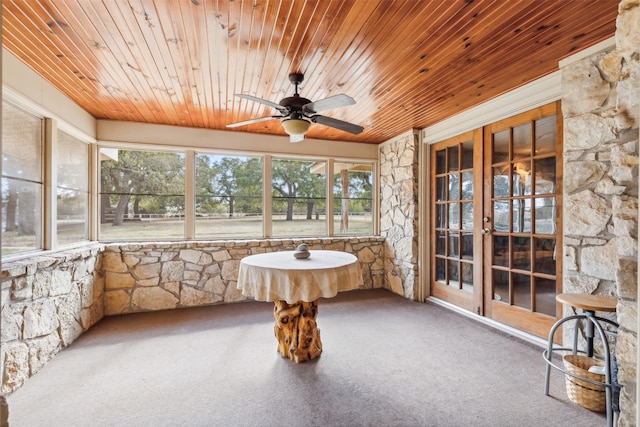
562,1,639,425
101,237,386,314
0,237,385,393
379,132,420,299
0,244,104,393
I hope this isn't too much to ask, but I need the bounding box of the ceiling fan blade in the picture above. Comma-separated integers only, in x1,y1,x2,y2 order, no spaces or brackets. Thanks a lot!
226,116,278,128
311,115,364,134
235,94,287,113
303,94,355,114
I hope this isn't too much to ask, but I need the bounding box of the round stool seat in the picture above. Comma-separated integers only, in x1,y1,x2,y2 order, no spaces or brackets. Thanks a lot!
556,293,617,312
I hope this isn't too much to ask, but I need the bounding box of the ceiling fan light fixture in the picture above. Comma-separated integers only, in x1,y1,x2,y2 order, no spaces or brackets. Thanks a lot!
281,118,311,137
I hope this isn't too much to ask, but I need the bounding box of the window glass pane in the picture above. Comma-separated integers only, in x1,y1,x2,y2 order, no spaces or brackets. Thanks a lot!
535,115,556,156
100,149,185,240
448,232,459,257
461,140,474,169
2,101,42,180
57,131,89,244
435,149,446,174
493,235,509,267
534,158,556,195
436,203,446,228
272,159,326,237
447,145,459,172
493,269,509,303
461,202,473,231
493,166,509,198
461,232,473,260
461,262,473,293
512,162,531,196
513,273,531,310
535,238,556,275
195,154,263,238
513,123,531,160
535,277,556,316
535,197,556,234
448,203,459,229
435,257,445,283
448,174,459,200
2,101,43,256
461,171,473,200
512,236,531,271
436,231,446,255
2,179,42,255
493,201,509,232
436,176,446,201
334,164,373,236
492,130,509,163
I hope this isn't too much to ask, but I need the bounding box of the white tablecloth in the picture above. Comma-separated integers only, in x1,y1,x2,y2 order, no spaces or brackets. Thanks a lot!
237,250,363,303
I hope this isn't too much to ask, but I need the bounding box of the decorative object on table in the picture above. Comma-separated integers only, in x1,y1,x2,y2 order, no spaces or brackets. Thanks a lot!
563,354,606,412
293,243,310,259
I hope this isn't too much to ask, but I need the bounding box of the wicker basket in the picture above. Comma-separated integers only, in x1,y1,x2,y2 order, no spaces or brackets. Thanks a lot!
563,354,606,412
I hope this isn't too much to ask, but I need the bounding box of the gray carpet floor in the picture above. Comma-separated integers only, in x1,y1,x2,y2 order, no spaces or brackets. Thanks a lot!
7,289,605,427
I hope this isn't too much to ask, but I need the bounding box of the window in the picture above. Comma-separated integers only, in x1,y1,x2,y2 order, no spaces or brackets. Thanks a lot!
195,154,263,238
271,159,326,237
99,148,185,240
57,130,89,245
333,163,374,235
2,101,43,256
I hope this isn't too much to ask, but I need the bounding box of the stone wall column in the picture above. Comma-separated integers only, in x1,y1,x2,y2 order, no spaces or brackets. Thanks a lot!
379,131,420,299
562,1,639,425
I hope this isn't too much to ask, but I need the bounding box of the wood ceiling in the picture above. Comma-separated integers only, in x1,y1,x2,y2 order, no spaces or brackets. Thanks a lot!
2,0,619,144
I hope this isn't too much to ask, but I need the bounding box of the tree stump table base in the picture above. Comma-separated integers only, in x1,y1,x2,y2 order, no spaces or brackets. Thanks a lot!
273,300,323,363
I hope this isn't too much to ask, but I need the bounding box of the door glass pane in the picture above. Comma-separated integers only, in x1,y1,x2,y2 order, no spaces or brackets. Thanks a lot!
493,235,509,267
436,204,446,228
535,277,556,316
448,203,459,229
436,258,446,283
513,273,531,309
449,174,459,200
461,233,473,260
512,163,531,196
513,123,531,160
436,177,446,201
461,171,473,200
461,262,473,293
512,237,531,271
535,158,556,194
448,232,459,257
448,261,459,287
461,202,473,230
512,199,532,233
448,146,459,172
493,269,509,302
493,201,509,232
461,140,474,169
535,115,556,155
493,167,509,197
436,149,446,174
493,130,509,163
436,231,446,255
535,197,556,234
535,238,556,275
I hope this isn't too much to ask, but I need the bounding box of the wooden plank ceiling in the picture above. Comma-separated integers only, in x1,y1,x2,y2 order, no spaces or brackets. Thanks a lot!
2,0,618,144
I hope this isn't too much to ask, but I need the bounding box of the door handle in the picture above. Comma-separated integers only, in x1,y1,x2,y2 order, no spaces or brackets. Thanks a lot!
481,228,492,235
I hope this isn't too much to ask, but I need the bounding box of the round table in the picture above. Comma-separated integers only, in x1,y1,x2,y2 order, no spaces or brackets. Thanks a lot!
238,250,363,362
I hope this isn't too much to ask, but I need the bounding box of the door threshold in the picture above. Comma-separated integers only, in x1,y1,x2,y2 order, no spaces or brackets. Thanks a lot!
427,296,548,349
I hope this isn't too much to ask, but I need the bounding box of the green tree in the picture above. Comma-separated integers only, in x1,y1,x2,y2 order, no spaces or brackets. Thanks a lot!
272,160,325,221
101,150,184,225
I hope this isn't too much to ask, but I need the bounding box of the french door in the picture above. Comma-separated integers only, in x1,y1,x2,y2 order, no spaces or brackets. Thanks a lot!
430,102,562,338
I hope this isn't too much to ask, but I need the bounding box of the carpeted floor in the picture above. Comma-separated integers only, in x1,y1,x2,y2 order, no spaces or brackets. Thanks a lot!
7,289,605,427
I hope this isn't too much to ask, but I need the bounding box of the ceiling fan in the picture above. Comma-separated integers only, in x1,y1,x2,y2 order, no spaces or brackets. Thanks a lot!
226,73,364,143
